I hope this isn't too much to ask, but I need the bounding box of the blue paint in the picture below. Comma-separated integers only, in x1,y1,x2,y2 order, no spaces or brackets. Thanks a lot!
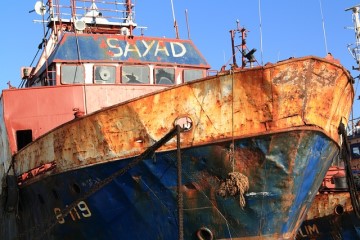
283,133,337,233
17,130,338,239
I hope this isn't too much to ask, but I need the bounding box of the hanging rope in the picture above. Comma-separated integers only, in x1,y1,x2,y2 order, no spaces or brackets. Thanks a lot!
216,70,249,209
230,70,235,172
217,172,249,208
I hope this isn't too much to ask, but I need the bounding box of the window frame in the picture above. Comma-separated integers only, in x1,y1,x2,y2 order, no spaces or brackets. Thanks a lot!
60,64,86,85
183,68,204,83
154,66,176,85
93,65,117,84
121,65,150,84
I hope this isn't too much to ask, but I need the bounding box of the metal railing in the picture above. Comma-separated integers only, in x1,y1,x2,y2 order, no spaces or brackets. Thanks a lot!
45,0,135,24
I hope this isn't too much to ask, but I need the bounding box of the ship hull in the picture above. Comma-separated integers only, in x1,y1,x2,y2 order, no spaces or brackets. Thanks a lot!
7,56,354,239
297,213,360,239
18,130,337,239
296,192,360,240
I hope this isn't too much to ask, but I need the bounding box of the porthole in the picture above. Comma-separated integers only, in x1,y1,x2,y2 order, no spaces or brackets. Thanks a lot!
334,204,344,215
196,227,214,240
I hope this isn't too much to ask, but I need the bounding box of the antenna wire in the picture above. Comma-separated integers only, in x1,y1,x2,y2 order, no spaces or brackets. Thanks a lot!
170,0,179,38
258,0,264,65
319,0,329,54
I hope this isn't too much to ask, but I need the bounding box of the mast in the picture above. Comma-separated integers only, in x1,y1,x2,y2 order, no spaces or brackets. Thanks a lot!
229,21,257,69
346,5,360,134
346,5,360,70
170,0,180,39
230,29,237,68
126,0,134,36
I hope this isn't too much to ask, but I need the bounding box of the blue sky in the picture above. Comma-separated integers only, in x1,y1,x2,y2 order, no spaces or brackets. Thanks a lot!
0,1,359,122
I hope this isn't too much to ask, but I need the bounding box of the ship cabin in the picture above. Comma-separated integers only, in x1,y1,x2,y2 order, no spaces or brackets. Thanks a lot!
0,0,210,156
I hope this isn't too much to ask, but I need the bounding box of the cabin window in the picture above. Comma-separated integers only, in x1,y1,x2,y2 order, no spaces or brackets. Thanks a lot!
154,67,175,85
61,65,85,84
94,66,116,84
47,66,56,86
16,130,32,151
183,69,203,82
122,65,149,84
352,144,360,159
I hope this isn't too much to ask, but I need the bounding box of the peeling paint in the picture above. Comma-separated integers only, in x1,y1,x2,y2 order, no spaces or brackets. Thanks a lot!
11,56,354,239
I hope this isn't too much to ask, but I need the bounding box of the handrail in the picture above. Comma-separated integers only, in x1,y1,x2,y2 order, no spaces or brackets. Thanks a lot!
45,0,135,25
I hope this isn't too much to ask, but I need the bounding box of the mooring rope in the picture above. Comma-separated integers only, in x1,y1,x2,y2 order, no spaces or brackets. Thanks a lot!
217,172,249,208
231,70,235,172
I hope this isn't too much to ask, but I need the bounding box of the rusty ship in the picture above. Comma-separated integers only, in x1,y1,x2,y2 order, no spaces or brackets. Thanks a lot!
0,0,355,239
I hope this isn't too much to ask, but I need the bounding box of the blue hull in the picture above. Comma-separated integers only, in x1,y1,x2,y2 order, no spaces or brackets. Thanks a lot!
17,130,338,239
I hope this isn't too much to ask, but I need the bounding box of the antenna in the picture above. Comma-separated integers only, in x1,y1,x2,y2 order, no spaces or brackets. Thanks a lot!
319,0,328,55
258,0,264,65
31,1,46,15
125,0,135,36
137,27,148,36
74,20,86,31
185,9,191,40
170,0,179,39
346,5,360,129
346,5,360,70
229,21,257,69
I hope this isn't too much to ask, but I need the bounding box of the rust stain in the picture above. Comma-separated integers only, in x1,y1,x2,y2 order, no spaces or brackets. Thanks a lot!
14,56,354,182
107,50,114,57
99,39,107,48
304,192,353,219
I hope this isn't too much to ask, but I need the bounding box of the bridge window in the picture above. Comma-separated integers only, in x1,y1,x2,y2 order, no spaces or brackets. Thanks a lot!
47,65,56,86
61,65,85,84
184,69,203,82
155,67,175,85
16,130,32,151
122,65,149,84
94,66,116,84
